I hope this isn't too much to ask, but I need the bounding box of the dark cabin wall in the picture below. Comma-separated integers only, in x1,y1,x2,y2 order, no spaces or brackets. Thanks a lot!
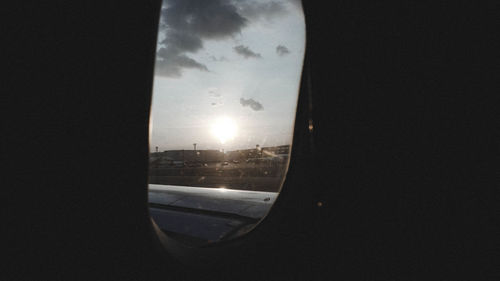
5,0,498,280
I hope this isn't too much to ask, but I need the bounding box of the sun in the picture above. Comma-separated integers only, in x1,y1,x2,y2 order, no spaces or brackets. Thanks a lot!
211,116,238,144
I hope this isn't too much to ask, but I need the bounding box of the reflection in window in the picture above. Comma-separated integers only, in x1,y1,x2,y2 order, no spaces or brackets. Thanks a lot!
149,0,305,246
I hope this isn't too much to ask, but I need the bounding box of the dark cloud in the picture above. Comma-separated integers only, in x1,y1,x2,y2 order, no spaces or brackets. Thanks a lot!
161,32,203,53
162,0,248,39
276,45,290,56
156,0,295,77
240,98,264,111
174,55,209,71
156,0,248,77
233,45,262,59
156,54,208,77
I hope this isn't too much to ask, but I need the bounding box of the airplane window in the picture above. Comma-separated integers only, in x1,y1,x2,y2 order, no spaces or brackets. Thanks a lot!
149,0,305,247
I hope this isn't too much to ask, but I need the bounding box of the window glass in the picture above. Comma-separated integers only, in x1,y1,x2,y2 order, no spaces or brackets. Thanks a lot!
149,0,305,246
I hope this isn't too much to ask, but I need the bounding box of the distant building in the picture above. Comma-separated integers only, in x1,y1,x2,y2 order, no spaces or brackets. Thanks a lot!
198,150,224,163
151,150,223,163
150,145,290,166
226,144,291,161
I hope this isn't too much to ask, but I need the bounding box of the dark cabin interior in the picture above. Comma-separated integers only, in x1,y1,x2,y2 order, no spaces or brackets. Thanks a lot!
5,1,498,280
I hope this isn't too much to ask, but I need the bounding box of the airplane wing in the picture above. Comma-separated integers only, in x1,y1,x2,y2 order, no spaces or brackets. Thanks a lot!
148,184,278,245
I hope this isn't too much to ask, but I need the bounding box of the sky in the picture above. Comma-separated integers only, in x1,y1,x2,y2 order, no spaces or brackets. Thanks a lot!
150,0,305,152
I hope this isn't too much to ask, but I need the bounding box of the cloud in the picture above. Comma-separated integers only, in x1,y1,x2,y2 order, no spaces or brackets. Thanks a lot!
233,45,262,59
236,1,287,22
208,87,223,106
156,0,248,77
162,0,248,39
209,55,228,62
287,0,302,9
276,45,290,56
155,0,295,77
208,87,221,97
211,101,223,107
236,0,303,21
240,98,264,111
156,54,208,77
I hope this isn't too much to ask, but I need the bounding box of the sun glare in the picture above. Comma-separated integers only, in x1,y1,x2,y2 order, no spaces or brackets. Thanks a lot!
211,116,238,144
